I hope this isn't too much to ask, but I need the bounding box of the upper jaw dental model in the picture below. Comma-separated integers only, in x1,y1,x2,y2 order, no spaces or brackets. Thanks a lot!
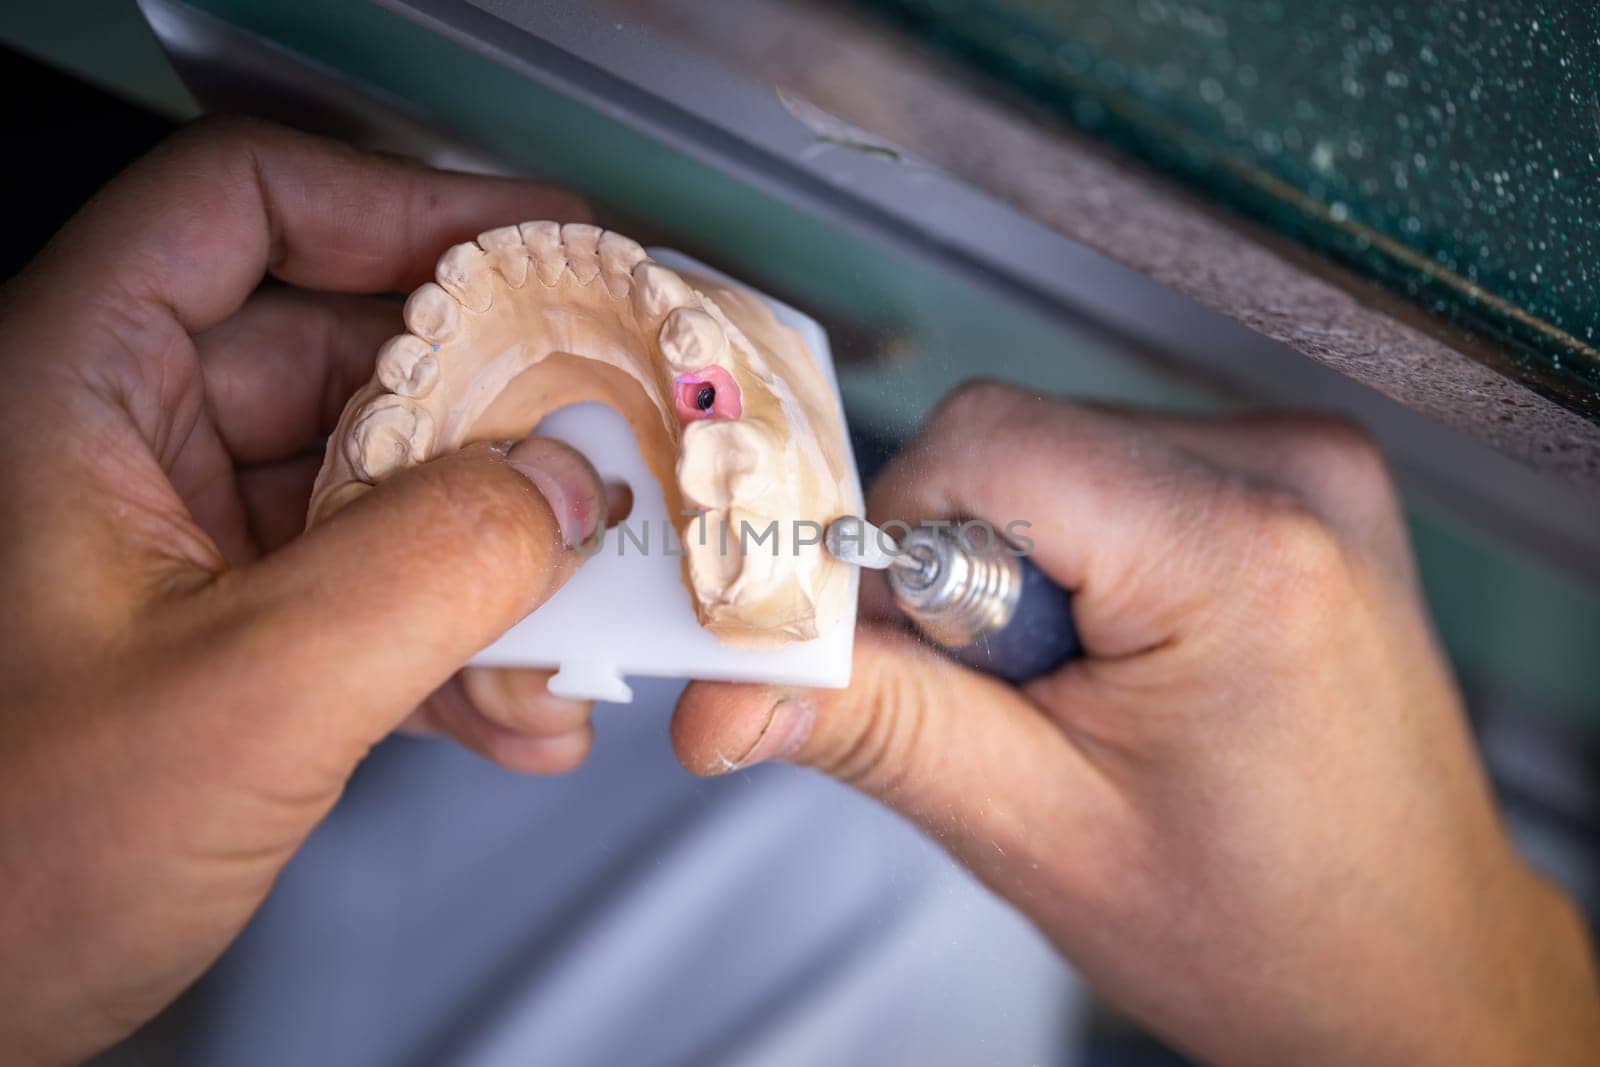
308,222,859,650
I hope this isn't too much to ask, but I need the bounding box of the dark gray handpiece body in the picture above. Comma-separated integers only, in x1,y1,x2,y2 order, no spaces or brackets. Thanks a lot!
887,526,1080,684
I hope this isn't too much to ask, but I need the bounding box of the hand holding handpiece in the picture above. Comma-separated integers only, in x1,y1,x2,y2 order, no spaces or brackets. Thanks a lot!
675,382,1600,1066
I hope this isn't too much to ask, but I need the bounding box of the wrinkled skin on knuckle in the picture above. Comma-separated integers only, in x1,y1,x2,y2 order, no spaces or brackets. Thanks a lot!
171,113,276,153
1073,464,1241,652
58,278,189,415
1291,416,1389,489
151,117,385,284
1257,495,1352,591
454,487,547,571
1227,488,1357,655
150,117,275,218
386,455,562,617
165,115,355,197
927,377,1016,421
1283,417,1407,547
924,378,1047,441
819,640,946,801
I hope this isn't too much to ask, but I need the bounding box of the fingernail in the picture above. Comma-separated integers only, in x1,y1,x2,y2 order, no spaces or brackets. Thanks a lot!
733,696,816,769
505,437,605,548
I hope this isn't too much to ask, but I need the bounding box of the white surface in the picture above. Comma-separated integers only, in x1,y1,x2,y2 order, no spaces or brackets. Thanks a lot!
470,252,861,702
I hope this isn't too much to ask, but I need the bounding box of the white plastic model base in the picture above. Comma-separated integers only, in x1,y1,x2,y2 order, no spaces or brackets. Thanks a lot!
470,251,861,703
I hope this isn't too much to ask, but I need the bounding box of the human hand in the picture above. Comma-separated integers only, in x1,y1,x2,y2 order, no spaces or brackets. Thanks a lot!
0,118,604,1062
673,382,1600,1065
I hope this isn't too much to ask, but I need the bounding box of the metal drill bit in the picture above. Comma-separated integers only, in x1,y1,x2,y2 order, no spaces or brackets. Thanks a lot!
823,517,906,571
824,517,940,586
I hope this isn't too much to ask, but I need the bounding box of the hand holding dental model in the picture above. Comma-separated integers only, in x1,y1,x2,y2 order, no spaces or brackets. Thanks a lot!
310,220,857,648
0,119,609,1061
0,120,1594,1065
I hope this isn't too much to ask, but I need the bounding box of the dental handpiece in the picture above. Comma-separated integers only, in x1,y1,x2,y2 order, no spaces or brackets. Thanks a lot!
824,518,1080,684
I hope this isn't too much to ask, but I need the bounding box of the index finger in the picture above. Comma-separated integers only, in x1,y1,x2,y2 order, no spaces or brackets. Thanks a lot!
29,116,589,334
867,382,1249,658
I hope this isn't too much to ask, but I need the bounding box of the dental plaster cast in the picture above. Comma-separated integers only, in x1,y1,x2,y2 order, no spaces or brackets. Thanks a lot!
309,223,858,648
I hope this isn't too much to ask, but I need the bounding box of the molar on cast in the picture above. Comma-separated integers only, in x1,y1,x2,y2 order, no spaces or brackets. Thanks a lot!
347,395,436,482
676,418,764,509
403,283,460,344
376,334,439,398
659,307,728,371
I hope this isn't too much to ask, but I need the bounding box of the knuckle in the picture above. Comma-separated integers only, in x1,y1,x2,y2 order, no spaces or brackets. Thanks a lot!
461,492,552,575
86,289,194,392
1288,416,1393,498
181,112,269,143
1254,493,1346,579
823,645,942,799
917,380,1074,472
513,731,591,775
165,114,274,171
1235,491,1354,631
928,378,1031,429
410,456,556,579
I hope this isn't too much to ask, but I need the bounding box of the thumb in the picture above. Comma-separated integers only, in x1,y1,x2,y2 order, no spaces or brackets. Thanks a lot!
671,628,1114,866
192,437,604,753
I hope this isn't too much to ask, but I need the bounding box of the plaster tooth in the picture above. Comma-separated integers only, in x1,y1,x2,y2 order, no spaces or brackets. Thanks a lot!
519,221,567,286
700,301,763,371
598,231,647,298
722,506,785,605
659,307,728,371
403,283,459,343
435,243,494,313
477,225,529,288
561,223,603,284
376,334,439,398
630,261,694,328
346,395,436,482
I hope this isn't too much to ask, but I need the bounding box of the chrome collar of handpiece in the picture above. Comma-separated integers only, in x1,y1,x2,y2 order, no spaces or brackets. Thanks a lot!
823,518,1023,650
887,526,1022,648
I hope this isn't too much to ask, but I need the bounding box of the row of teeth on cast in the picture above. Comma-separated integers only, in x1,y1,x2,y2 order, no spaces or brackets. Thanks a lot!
345,222,746,483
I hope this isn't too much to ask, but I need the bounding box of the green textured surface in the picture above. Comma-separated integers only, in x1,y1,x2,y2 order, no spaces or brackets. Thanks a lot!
868,0,1600,418
6,0,1600,723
